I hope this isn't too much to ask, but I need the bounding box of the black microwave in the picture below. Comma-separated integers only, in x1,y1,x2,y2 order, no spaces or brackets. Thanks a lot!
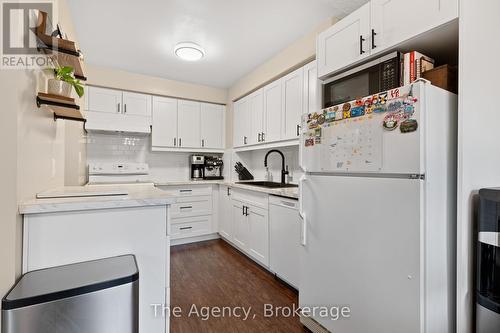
322,52,402,108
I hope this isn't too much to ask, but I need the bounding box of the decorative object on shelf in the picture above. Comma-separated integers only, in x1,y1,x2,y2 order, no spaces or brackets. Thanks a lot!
35,11,87,81
47,66,84,98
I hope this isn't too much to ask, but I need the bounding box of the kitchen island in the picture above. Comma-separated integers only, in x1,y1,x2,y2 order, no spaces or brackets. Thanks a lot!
19,184,176,333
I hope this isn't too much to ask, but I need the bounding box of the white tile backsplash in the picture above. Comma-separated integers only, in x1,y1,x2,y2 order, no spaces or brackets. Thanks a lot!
86,133,300,184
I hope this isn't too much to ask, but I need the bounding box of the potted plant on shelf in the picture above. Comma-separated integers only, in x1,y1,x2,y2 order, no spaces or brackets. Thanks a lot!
47,66,84,98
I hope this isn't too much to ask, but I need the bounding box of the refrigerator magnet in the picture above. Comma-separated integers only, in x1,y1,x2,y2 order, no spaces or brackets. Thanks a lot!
389,88,401,100
351,106,365,118
379,92,388,104
387,101,403,113
305,138,314,147
317,114,326,125
400,119,418,133
383,114,399,131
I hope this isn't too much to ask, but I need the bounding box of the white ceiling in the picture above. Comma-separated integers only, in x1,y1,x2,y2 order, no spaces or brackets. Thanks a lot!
67,0,368,88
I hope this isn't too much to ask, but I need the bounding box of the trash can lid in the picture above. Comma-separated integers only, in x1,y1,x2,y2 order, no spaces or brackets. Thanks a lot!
2,255,138,310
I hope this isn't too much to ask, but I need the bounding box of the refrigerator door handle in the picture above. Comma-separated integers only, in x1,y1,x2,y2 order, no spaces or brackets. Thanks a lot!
299,175,307,246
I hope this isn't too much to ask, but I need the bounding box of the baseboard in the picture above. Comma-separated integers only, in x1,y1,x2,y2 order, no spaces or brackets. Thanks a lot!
170,233,220,246
300,314,330,333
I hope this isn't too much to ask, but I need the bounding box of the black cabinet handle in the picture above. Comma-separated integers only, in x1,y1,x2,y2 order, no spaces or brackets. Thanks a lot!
258,133,262,142
360,35,366,55
242,206,245,216
180,206,193,210
227,187,230,196
262,132,265,141
201,139,205,147
180,226,192,230
179,189,192,193
173,137,176,146
371,29,377,49
244,206,249,216
296,124,301,136
179,138,182,147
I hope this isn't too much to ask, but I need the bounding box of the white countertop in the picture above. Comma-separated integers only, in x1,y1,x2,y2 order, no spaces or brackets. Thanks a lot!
19,184,176,215
155,180,299,199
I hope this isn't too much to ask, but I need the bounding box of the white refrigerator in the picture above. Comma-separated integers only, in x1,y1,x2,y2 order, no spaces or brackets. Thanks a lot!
298,81,457,333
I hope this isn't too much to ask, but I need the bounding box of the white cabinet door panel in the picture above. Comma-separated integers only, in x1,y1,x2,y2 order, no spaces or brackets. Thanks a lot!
249,89,264,145
317,3,370,78
152,96,178,148
371,0,458,55
248,205,269,267
303,60,320,115
233,98,250,147
232,200,249,251
200,103,224,149
282,67,304,140
87,86,122,114
178,100,201,148
122,92,151,117
263,80,282,143
218,186,233,240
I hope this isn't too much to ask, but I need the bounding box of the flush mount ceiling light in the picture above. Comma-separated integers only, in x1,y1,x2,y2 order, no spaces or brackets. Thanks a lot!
174,42,205,61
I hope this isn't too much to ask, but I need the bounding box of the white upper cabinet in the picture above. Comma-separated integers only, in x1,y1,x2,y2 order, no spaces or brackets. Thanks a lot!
263,80,282,143
303,60,320,115
200,103,224,149
233,98,251,147
317,2,370,78
87,86,123,114
282,67,304,140
152,96,178,148
371,0,458,55
122,92,151,117
248,89,264,145
177,100,201,148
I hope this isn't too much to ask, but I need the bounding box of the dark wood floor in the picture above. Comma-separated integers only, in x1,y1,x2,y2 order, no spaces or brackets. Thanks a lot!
170,239,308,333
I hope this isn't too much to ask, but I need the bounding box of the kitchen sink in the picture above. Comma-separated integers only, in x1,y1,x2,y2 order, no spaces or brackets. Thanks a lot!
236,181,298,189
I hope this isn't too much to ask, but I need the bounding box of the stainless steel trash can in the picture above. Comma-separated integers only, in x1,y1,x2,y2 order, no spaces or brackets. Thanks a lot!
1,255,139,333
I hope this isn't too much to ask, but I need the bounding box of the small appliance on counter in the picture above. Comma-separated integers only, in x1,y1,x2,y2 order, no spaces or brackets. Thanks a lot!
204,156,224,180
190,155,205,180
234,162,254,181
88,162,151,185
477,188,500,333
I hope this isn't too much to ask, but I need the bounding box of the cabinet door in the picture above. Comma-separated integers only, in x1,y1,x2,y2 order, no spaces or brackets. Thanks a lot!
248,89,264,145
87,86,122,114
152,96,178,148
232,200,249,251
247,205,269,267
371,0,458,55
178,100,201,148
233,98,250,147
303,60,320,115
122,92,152,117
263,80,282,143
317,2,370,78
219,186,233,240
200,103,224,149
282,67,304,140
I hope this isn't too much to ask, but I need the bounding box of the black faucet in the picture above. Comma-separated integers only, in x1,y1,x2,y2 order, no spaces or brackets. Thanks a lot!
264,149,289,184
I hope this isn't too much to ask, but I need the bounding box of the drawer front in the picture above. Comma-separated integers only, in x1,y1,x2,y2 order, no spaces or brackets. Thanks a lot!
170,195,212,218
170,216,211,239
232,188,269,210
157,185,213,197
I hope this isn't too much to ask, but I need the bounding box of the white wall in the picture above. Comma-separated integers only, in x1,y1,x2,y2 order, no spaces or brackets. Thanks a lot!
457,1,500,332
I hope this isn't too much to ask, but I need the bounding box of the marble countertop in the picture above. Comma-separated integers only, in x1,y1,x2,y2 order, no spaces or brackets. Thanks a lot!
19,184,177,215
155,180,299,199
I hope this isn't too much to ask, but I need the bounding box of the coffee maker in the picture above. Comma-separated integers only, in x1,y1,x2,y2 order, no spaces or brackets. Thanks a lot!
190,155,205,180
203,156,224,180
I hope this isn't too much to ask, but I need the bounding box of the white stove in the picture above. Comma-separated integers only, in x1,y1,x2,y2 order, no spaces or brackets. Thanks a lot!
88,162,152,185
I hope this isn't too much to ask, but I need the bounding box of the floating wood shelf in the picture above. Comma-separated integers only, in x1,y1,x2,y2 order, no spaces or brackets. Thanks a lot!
35,11,87,81
36,93,85,122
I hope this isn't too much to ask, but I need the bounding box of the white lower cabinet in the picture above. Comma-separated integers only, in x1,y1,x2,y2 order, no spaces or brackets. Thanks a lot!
219,185,233,240
220,188,270,267
157,185,216,240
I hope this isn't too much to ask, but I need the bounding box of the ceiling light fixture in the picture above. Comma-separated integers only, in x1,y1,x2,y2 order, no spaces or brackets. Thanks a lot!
174,42,205,61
